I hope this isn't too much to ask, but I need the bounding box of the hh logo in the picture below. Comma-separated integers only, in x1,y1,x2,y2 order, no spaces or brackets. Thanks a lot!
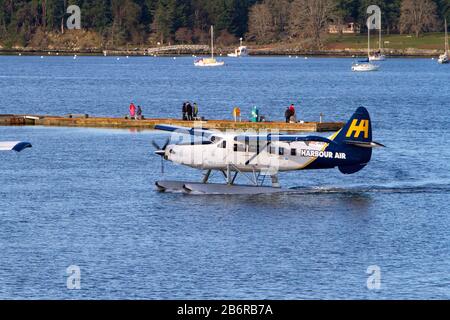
346,119,369,139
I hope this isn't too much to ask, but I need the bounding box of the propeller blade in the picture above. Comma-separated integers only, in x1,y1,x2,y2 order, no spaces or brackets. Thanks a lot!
152,140,162,150
162,138,170,151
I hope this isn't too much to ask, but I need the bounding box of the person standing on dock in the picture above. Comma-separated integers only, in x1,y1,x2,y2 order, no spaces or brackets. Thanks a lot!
137,106,143,120
233,107,241,122
182,102,187,120
289,104,297,123
129,102,136,120
187,102,193,121
285,107,291,123
193,103,199,120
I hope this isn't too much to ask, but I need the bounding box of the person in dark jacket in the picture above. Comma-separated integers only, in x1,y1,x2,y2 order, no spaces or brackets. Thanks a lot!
285,107,292,123
136,106,143,120
182,102,187,120
186,102,193,121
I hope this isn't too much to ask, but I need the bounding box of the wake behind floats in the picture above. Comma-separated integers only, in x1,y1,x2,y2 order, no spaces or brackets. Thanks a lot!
153,107,384,195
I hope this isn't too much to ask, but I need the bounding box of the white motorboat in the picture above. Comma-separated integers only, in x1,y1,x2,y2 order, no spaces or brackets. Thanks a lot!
438,19,449,64
369,52,386,61
228,38,249,57
194,26,224,67
352,62,380,72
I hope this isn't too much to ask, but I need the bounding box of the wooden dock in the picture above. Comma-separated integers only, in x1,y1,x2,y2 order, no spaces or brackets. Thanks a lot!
0,114,344,133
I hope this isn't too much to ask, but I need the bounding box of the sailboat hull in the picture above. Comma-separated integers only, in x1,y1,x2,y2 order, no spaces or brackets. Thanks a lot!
194,59,225,67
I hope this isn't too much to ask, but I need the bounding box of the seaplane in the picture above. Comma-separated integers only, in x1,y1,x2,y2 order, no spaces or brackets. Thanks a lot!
152,107,384,195
0,141,32,152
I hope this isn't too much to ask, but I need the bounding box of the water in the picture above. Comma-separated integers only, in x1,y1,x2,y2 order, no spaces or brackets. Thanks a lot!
0,56,449,299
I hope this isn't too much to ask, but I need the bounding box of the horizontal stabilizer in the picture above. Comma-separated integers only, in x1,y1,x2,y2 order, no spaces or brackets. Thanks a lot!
344,140,386,148
0,141,32,152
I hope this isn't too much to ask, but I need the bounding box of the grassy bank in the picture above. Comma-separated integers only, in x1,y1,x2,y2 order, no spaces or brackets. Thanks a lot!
325,33,448,51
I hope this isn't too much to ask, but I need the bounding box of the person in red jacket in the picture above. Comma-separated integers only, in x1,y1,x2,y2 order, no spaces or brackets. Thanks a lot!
289,104,295,116
129,102,136,119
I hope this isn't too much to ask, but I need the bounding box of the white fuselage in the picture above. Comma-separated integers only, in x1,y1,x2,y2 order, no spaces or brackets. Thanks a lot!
163,134,342,173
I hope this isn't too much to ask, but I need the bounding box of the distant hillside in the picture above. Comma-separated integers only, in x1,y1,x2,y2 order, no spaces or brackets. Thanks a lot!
0,0,448,52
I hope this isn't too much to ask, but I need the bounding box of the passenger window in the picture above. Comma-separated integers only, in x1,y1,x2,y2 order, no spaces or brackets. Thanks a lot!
279,148,285,156
234,144,238,152
248,143,258,153
291,149,297,156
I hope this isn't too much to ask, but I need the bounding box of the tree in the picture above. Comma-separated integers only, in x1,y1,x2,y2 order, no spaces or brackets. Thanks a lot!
399,0,439,37
288,0,338,48
247,2,274,43
151,0,176,44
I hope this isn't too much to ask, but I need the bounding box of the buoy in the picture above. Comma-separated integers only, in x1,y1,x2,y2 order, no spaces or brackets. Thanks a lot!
18,53,22,56
40,56,44,59
56,52,59,56
126,56,129,59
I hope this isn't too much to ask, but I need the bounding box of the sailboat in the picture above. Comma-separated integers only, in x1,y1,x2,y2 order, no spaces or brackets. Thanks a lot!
228,38,249,57
369,21,386,61
438,18,449,64
194,26,225,67
352,23,380,72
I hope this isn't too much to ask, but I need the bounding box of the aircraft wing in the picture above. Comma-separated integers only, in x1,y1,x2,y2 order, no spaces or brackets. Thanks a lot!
234,134,337,145
0,141,32,152
154,125,223,139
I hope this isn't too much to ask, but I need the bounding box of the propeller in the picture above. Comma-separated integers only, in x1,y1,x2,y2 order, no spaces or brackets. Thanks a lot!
152,138,170,174
152,138,170,156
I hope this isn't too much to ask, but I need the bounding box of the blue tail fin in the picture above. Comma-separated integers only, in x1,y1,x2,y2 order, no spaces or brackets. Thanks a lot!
334,107,372,144
333,107,373,174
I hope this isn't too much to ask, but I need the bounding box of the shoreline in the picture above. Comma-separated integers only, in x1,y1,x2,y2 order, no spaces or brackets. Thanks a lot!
0,47,443,58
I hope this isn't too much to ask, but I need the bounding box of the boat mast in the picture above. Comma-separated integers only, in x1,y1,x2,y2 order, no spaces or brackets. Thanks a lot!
368,22,371,58
379,17,382,53
211,25,214,59
445,18,449,54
